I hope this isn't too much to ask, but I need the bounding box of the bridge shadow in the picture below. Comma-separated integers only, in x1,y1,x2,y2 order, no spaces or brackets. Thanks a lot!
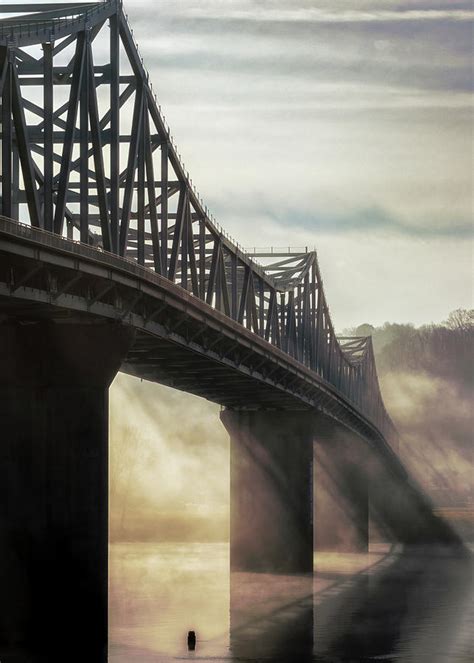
229,545,472,662
230,570,314,661
314,428,463,551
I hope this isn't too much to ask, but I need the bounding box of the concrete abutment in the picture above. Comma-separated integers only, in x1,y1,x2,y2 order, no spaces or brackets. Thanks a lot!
0,321,134,661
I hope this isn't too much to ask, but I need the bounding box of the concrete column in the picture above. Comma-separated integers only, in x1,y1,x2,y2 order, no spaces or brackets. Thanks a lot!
314,417,369,552
221,409,314,574
0,321,133,661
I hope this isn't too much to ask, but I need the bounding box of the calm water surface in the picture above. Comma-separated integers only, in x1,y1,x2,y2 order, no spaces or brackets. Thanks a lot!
109,542,473,662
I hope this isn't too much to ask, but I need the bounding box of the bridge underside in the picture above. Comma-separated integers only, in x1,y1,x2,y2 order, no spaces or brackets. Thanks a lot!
0,228,388,442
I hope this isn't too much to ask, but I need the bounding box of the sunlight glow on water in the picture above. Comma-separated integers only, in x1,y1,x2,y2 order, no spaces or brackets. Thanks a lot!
109,542,473,662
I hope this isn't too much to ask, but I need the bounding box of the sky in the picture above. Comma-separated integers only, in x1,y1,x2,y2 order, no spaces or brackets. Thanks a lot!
4,0,472,328
121,0,473,329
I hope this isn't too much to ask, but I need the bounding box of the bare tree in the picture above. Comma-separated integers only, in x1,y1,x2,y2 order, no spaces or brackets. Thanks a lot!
444,308,474,332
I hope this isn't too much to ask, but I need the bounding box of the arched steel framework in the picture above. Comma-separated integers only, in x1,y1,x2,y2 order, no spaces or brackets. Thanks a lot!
0,0,396,442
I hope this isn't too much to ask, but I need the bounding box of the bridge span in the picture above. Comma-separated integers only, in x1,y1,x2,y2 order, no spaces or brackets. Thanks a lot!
0,2,459,660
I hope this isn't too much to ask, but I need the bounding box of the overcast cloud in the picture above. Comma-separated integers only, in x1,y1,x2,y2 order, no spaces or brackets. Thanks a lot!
4,1,472,327
119,0,473,328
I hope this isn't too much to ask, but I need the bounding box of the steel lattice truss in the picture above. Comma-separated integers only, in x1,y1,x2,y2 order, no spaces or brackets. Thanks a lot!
0,0,395,439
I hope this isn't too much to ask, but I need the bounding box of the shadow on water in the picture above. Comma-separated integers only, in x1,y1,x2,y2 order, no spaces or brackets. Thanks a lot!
230,571,314,661
107,542,473,662
229,546,473,663
320,545,473,663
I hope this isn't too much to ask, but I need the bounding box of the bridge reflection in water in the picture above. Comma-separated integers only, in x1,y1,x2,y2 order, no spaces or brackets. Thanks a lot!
108,542,473,662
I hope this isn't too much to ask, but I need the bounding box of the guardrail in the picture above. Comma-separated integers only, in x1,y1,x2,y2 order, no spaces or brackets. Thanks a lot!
0,0,113,42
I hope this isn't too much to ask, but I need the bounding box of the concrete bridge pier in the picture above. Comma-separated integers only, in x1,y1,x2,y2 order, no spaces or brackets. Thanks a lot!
0,321,133,662
221,409,314,574
313,417,369,553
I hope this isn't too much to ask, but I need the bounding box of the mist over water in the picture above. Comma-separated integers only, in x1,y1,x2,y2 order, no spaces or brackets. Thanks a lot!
110,316,473,544
109,373,229,543
108,316,473,660
109,542,473,662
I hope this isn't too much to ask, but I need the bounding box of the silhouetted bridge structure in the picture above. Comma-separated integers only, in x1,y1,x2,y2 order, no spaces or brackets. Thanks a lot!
0,2,458,661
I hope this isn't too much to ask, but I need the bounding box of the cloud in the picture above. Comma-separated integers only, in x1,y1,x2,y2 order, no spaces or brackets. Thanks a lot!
126,0,474,24
260,205,473,239
179,7,474,24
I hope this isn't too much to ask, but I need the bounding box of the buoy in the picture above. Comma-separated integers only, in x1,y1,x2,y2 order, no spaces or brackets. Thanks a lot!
187,630,196,651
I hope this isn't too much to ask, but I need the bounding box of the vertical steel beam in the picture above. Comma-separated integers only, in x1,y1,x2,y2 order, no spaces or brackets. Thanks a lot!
1,50,12,218
279,293,286,349
88,43,111,251
219,248,230,315
327,332,333,383
54,31,86,234
264,291,275,341
259,278,265,337
231,253,238,320
187,207,199,296
0,47,8,99
43,42,54,231
137,88,145,266
274,295,282,348
180,195,189,289
80,34,90,243
168,186,186,281
310,262,317,370
246,272,258,332
119,84,143,255
215,242,222,312
144,109,161,273
110,11,120,253
11,66,41,228
11,139,19,220
160,140,169,273
206,238,220,306
287,293,296,356
237,266,250,325
199,219,206,299
297,284,302,361
302,274,310,365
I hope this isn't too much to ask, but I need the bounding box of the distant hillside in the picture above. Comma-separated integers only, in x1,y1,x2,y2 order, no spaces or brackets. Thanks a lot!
346,308,473,384
345,309,473,540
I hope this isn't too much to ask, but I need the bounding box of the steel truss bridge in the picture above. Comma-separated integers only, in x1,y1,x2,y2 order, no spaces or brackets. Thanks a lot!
0,0,396,448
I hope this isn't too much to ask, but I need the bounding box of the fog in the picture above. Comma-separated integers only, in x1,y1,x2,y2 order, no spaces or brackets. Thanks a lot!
109,374,229,542
109,313,473,544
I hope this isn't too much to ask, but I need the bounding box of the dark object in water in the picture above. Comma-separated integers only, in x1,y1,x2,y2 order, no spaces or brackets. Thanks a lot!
187,630,196,651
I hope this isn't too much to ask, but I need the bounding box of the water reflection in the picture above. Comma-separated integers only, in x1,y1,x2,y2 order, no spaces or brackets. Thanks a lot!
230,571,313,660
109,543,473,662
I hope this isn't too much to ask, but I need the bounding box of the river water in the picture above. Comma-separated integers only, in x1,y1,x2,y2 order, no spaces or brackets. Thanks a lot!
109,542,473,662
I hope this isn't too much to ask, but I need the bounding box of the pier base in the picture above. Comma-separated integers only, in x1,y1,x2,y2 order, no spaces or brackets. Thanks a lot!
221,410,314,574
0,321,133,661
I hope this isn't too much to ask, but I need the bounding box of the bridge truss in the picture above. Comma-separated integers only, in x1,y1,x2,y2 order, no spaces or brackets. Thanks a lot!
0,0,396,443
